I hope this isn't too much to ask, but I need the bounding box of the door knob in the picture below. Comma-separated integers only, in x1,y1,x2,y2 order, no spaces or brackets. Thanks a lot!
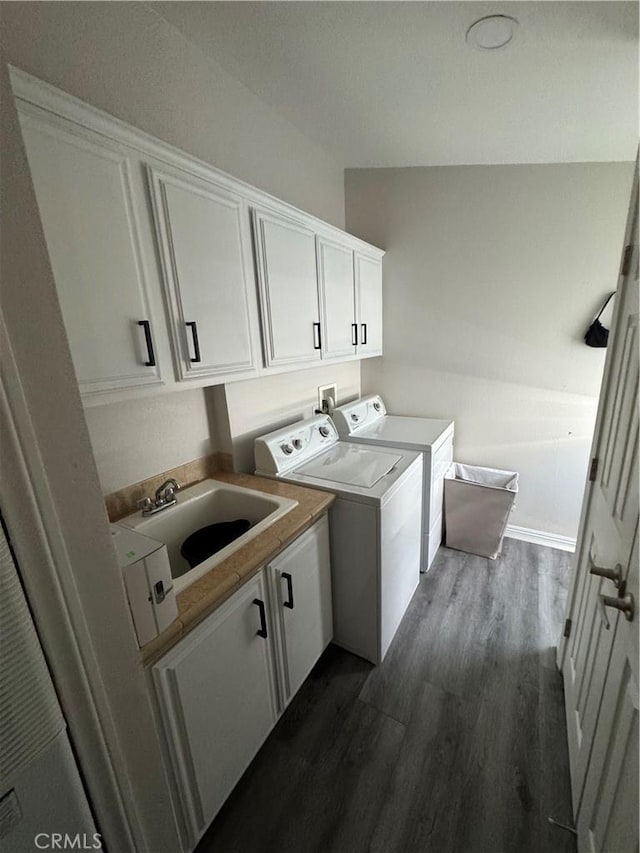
599,592,635,628
589,558,624,589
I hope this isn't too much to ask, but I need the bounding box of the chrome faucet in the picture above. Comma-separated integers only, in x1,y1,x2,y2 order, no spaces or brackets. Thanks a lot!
137,479,181,516
155,478,180,504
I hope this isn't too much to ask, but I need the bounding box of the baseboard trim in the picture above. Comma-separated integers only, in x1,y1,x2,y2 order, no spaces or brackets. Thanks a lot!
505,524,576,553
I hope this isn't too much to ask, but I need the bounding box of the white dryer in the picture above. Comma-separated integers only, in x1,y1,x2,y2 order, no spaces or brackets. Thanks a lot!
254,415,423,666
332,395,454,572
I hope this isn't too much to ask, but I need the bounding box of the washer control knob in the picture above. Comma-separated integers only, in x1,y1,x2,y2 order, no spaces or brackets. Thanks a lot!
281,443,294,455
319,425,331,438
292,438,303,450
373,401,381,411
350,413,359,422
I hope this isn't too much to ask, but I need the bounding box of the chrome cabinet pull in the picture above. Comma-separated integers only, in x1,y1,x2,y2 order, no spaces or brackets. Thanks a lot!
361,323,367,345
352,323,358,346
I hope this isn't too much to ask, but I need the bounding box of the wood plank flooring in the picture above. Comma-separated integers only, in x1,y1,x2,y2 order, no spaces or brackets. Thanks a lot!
197,539,576,853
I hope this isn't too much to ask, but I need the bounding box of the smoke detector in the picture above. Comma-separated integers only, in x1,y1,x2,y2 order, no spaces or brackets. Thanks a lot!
466,15,519,51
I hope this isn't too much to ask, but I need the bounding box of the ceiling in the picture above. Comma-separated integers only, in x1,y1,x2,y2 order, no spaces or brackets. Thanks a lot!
152,2,638,168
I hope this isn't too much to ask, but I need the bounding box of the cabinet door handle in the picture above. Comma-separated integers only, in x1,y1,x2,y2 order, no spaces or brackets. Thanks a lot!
361,323,367,345
282,572,294,609
313,322,322,350
186,321,201,363
137,320,156,367
253,598,268,638
352,323,358,346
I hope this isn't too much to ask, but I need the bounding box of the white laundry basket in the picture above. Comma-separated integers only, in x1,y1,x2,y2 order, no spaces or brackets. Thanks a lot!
444,463,519,560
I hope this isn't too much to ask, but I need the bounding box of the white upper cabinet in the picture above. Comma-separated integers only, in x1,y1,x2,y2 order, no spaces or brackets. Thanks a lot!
316,237,358,360
252,210,322,367
12,69,385,404
20,114,166,396
355,252,383,357
147,167,258,382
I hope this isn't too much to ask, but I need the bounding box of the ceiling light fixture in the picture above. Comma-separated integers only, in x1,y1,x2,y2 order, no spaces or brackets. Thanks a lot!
466,15,519,51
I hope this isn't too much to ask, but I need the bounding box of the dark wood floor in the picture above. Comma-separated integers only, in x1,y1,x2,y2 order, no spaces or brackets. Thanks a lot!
197,539,577,853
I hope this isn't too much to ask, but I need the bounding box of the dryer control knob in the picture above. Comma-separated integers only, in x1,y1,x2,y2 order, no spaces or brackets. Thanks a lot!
373,402,381,411
281,443,294,455
319,425,331,438
292,438,303,450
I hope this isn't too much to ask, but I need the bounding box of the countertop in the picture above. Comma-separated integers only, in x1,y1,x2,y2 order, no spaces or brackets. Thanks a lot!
140,471,335,666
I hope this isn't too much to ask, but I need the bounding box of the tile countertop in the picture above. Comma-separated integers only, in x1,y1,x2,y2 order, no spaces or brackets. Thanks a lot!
140,472,335,667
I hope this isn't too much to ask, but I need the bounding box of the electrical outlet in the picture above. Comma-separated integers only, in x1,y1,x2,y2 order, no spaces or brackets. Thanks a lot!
317,383,337,414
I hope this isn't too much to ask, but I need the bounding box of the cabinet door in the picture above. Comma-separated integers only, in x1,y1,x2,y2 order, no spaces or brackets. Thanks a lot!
148,168,258,382
153,574,279,844
355,252,383,357
252,210,321,367
268,516,333,706
317,237,357,360
19,115,163,395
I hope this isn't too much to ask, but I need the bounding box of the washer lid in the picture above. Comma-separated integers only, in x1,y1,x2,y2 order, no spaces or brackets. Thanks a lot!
294,443,402,488
354,416,454,449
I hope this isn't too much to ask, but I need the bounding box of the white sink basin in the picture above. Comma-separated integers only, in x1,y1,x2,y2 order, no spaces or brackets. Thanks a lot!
117,479,297,593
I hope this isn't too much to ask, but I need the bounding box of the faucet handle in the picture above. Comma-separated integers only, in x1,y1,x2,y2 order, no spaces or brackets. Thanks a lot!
155,479,181,503
162,484,181,504
137,496,153,513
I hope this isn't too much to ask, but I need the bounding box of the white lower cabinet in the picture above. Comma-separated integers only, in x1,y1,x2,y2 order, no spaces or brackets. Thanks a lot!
152,573,279,848
152,517,332,850
267,515,333,707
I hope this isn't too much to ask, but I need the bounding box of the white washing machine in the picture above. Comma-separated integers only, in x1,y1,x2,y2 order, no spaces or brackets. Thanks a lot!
254,414,423,666
332,395,454,572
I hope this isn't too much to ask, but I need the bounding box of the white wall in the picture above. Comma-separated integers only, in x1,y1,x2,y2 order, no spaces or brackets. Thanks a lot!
345,163,634,540
2,1,348,492
1,2,344,228
224,362,361,473
84,390,219,493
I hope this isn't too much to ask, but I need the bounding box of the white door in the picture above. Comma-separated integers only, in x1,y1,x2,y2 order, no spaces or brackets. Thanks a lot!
252,209,321,367
317,237,357,359
577,531,638,852
147,167,258,382
560,176,638,850
19,113,163,395
355,252,383,357
267,516,333,707
153,573,279,844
